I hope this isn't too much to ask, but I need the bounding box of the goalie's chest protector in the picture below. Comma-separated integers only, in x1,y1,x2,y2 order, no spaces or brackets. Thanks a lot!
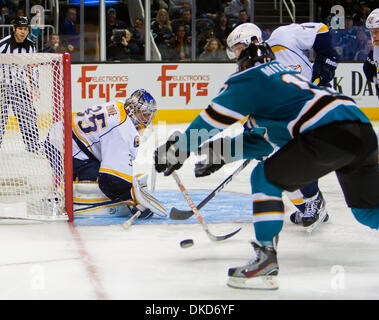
73,101,140,181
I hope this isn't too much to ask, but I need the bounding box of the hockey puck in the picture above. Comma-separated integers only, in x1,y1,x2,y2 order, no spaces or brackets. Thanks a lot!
180,239,194,248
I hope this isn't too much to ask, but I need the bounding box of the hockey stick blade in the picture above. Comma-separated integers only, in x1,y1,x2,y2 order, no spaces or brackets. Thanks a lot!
170,160,251,220
171,171,241,242
205,226,242,241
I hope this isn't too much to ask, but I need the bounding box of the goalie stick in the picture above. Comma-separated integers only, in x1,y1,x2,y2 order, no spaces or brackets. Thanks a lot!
170,160,251,220
122,209,142,230
171,171,241,242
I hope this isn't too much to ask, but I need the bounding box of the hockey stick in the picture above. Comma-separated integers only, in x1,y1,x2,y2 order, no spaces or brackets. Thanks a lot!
171,171,241,241
122,209,142,230
170,159,251,220
150,165,157,195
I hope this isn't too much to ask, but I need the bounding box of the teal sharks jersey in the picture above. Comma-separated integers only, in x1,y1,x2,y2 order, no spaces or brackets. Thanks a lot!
183,61,370,155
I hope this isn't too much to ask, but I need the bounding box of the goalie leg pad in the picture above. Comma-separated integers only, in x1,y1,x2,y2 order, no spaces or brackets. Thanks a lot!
132,175,167,217
73,181,132,216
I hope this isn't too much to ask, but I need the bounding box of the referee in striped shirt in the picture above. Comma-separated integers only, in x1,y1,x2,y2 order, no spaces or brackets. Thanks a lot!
0,16,40,153
0,16,36,53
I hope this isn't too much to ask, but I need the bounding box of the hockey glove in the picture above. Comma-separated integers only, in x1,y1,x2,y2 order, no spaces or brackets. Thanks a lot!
195,137,232,177
154,130,190,176
363,50,378,83
311,53,338,86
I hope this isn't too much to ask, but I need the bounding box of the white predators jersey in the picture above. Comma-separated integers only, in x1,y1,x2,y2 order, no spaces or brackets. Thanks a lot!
72,101,140,184
267,22,329,80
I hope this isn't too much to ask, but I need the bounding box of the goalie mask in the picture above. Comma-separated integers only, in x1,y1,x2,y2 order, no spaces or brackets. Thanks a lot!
237,42,275,72
124,89,157,130
226,23,263,60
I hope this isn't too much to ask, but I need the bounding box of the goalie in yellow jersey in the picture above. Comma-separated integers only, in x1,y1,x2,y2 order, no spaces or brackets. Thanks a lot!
46,88,167,219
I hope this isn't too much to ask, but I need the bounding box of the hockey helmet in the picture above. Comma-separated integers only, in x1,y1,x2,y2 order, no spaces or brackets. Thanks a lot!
366,8,379,29
124,89,157,130
226,23,263,60
13,16,30,28
237,42,275,72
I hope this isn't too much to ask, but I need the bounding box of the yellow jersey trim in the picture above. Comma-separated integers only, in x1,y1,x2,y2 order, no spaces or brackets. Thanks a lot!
99,168,133,182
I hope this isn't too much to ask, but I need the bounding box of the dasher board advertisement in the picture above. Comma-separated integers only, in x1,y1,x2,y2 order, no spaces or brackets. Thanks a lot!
71,62,379,121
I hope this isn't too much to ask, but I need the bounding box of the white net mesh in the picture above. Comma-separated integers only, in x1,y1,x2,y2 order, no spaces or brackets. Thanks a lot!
0,53,70,220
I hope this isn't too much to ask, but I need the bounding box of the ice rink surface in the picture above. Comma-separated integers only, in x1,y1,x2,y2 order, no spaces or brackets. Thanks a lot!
0,122,379,301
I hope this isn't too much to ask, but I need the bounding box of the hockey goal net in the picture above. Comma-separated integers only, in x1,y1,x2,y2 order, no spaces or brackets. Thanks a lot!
0,53,73,221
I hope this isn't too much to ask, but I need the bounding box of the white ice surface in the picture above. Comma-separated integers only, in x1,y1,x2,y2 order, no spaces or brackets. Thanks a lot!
0,122,378,300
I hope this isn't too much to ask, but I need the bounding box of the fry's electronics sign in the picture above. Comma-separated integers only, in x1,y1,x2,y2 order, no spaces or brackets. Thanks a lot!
71,63,233,112
157,65,209,104
77,65,128,102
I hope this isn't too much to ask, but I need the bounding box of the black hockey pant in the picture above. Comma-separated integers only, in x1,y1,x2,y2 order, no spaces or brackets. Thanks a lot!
264,120,379,209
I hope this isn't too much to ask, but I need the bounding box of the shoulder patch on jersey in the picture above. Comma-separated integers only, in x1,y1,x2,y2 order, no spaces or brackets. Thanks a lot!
134,136,140,148
106,105,118,116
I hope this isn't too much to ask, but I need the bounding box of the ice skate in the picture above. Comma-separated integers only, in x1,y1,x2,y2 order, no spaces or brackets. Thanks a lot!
289,210,303,224
227,241,279,290
302,191,329,233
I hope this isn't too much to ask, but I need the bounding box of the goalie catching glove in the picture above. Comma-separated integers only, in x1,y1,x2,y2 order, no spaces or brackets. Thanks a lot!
195,136,234,177
154,130,190,176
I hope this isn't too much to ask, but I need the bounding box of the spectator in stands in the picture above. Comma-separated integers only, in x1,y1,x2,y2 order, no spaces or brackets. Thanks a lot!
224,0,250,19
0,1,15,19
221,0,232,10
151,8,175,60
198,37,228,61
60,7,79,61
168,0,192,19
352,26,370,60
196,21,215,56
197,0,223,21
262,26,272,41
106,8,128,47
341,0,360,18
172,7,192,37
354,37,373,61
0,7,7,24
172,23,191,61
106,28,142,62
338,15,358,60
214,12,233,48
43,33,74,54
353,1,371,26
231,9,249,28
0,7,11,37
151,0,169,17
131,17,144,53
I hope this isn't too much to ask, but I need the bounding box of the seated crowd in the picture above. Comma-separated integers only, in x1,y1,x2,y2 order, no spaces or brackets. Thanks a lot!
0,0,377,62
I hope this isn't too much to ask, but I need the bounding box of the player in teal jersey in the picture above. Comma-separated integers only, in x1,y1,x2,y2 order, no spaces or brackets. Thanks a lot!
154,42,379,290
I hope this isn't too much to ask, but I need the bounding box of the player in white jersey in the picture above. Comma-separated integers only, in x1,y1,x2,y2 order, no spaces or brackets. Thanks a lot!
266,22,338,86
363,8,379,160
364,8,379,86
226,22,339,231
46,88,167,218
